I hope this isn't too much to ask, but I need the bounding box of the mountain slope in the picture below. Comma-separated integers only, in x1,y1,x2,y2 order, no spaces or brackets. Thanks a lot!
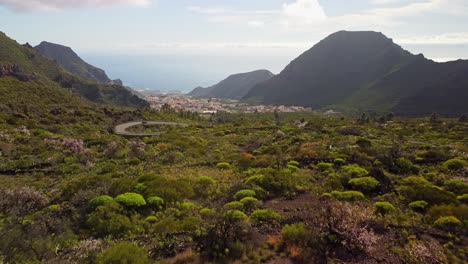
35,41,112,84
245,31,468,116
0,32,147,108
189,70,274,99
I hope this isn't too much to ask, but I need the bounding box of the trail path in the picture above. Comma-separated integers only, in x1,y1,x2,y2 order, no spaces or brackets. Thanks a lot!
114,121,189,136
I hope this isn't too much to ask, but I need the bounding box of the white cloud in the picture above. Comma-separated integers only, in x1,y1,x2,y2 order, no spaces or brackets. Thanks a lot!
281,0,327,27
397,32,468,45
370,0,403,5
0,0,151,11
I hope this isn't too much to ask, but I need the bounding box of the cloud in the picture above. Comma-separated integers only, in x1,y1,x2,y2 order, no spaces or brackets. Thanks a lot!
0,0,151,11
397,32,468,45
281,0,327,27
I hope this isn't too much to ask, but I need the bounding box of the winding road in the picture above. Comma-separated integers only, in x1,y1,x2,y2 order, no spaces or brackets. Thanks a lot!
114,121,189,137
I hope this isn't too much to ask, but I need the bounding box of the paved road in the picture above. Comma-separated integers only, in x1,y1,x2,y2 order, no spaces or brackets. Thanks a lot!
114,121,189,137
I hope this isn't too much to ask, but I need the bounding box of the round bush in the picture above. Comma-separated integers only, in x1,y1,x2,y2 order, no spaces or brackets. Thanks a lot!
216,162,231,170
374,202,395,215
342,164,368,178
443,158,467,171
334,158,345,166
145,216,158,223
233,189,256,200
114,193,146,207
317,162,333,171
457,194,468,204
224,201,244,211
433,216,462,231
147,196,164,210
245,175,264,186
90,195,114,208
239,197,262,212
348,177,380,192
96,242,152,264
287,161,300,167
224,210,248,222
409,200,429,212
331,190,366,201
250,209,282,223
282,222,309,245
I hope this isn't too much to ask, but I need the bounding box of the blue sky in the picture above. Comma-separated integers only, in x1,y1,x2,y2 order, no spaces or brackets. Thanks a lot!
1,0,467,90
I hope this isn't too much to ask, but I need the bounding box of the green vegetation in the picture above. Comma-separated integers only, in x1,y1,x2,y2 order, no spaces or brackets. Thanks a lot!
0,97,467,263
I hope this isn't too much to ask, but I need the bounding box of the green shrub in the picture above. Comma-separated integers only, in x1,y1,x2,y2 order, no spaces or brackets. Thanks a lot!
138,174,194,203
321,192,333,198
224,201,244,211
200,208,216,217
443,158,467,171
239,197,262,212
374,202,395,215
233,189,256,200
287,161,300,167
282,222,310,245
433,216,462,231
216,162,231,170
89,195,113,208
331,191,366,201
147,196,164,210
395,158,415,174
287,165,299,172
96,242,152,264
114,193,146,208
224,210,248,222
409,200,429,212
457,194,468,204
342,164,368,178
86,202,133,238
399,179,458,205
348,177,380,192
245,175,264,186
444,180,468,195
334,158,345,166
194,176,216,198
250,209,281,223
145,216,158,223
317,162,333,171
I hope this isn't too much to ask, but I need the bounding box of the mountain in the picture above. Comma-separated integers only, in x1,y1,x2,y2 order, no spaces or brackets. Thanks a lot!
0,32,147,108
189,69,274,99
35,41,113,84
245,31,468,116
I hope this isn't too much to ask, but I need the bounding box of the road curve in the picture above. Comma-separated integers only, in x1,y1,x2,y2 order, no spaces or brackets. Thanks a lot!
114,121,189,137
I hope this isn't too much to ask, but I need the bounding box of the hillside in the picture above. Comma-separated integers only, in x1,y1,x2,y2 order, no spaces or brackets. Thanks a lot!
35,41,113,84
189,69,274,99
0,32,147,108
245,31,468,116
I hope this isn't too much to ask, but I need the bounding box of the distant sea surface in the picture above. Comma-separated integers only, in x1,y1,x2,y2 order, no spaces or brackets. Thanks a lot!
81,53,296,92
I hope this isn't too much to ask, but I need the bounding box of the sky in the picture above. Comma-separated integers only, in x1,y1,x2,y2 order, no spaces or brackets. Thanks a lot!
1,0,467,91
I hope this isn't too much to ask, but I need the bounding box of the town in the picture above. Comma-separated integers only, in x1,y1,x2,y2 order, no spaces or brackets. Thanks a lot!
146,94,312,114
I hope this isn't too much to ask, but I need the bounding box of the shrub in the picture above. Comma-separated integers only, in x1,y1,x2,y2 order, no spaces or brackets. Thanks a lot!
374,202,395,215
194,176,216,198
86,202,133,238
287,164,299,172
356,138,372,149
334,158,345,166
224,210,248,222
233,189,256,201
395,158,415,174
282,222,310,245
147,196,164,211
433,216,462,231
250,209,282,223
409,200,429,212
287,161,300,167
342,164,368,178
321,192,333,198
457,194,468,204
443,158,467,171
96,242,152,264
444,179,468,195
317,162,333,171
89,195,114,208
216,162,231,170
138,174,194,203
239,197,262,212
224,201,244,211
114,193,146,208
348,177,380,192
145,216,158,223
245,174,265,186
331,191,366,201
200,208,216,217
